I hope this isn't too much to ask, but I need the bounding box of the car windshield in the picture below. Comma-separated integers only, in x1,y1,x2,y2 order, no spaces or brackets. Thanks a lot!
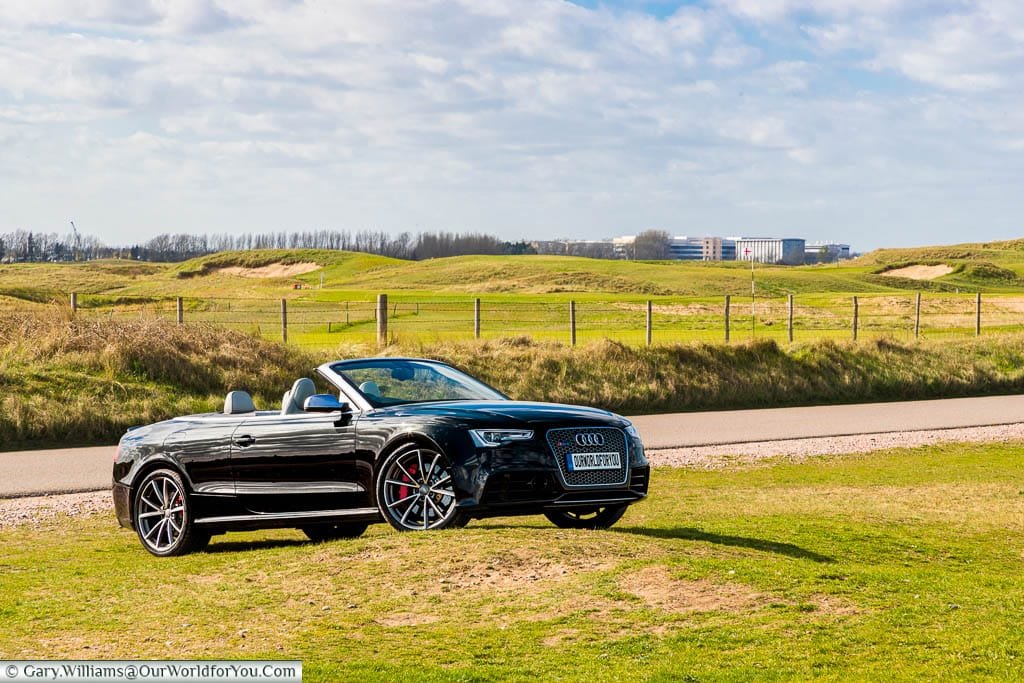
334,360,506,408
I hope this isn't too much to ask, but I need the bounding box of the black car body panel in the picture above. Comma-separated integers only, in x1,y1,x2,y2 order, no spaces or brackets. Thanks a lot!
113,358,649,540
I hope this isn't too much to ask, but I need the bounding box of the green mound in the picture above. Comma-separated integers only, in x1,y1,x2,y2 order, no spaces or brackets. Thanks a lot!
172,249,399,279
0,286,64,303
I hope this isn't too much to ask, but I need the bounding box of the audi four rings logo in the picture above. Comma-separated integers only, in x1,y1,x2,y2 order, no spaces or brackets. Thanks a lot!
574,432,606,447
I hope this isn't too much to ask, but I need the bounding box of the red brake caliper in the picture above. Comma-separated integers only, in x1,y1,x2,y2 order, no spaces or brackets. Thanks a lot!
399,464,418,501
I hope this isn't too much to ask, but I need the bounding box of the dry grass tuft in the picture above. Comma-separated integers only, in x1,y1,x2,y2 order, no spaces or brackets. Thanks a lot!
0,309,315,448
7,307,1024,448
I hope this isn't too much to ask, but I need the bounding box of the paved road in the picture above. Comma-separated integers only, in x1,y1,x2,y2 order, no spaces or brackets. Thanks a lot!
0,445,114,497
3,394,1024,497
629,394,1024,448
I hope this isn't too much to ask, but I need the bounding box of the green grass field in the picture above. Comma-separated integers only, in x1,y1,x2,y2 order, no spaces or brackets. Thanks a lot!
2,442,1022,680
5,239,1024,348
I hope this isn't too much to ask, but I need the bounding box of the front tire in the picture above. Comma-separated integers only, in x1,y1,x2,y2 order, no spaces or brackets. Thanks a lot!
544,504,628,530
301,523,369,542
376,443,467,532
133,469,209,556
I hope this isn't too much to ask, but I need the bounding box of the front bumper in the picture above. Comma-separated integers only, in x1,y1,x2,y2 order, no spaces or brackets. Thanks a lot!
112,481,132,528
460,464,650,517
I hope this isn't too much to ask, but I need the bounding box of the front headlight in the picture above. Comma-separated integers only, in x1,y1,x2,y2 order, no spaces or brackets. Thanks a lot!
624,423,641,439
469,429,534,448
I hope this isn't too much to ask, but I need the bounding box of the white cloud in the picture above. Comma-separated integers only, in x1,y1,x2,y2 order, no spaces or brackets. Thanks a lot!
0,0,1022,248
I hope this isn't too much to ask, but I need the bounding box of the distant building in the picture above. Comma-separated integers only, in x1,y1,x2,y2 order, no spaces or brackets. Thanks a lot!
669,236,737,261
611,234,837,265
531,240,616,259
721,240,737,260
612,236,636,259
804,241,852,264
734,238,806,265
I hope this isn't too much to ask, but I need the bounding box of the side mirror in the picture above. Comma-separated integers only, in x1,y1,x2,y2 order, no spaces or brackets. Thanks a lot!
303,394,351,413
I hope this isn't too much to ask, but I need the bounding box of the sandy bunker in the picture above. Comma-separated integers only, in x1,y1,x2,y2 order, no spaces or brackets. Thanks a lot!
216,262,320,278
880,264,954,280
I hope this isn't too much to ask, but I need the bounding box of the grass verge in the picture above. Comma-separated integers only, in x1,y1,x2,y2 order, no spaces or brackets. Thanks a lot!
1,442,1022,680
0,309,315,449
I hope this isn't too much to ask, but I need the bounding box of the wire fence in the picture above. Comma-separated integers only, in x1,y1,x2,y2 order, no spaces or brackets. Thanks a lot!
33,291,1020,348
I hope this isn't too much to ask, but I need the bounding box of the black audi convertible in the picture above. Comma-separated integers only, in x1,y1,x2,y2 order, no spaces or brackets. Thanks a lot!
113,358,650,556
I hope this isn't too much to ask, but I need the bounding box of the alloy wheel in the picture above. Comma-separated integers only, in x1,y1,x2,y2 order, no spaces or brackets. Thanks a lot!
136,473,187,553
379,447,459,531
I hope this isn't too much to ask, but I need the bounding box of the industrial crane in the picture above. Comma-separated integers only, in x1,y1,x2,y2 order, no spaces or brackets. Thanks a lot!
69,220,81,261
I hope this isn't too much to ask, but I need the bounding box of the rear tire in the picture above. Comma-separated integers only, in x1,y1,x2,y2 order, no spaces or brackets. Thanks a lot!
301,523,369,542
133,468,209,556
544,504,628,530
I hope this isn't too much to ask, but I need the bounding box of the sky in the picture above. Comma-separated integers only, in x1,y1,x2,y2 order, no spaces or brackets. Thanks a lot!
1,1,1022,251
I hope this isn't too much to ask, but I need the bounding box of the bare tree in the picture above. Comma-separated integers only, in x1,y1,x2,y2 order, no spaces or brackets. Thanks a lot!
632,230,673,260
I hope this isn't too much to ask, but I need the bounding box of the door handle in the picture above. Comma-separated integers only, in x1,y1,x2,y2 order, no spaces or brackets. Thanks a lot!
233,434,256,448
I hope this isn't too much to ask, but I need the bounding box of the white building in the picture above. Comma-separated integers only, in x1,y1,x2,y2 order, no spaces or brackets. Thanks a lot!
734,238,806,265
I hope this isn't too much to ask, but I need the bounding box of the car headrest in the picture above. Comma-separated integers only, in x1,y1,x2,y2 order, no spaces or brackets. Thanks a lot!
291,378,316,403
282,378,317,415
359,381,381,397
224,390,256,414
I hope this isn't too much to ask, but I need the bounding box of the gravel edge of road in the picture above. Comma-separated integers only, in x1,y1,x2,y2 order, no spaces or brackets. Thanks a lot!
4,423,1024,530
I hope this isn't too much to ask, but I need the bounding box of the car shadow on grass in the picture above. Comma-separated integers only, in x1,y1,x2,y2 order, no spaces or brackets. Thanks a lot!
204,538,312,553
612,526,835,563
472,521,834,564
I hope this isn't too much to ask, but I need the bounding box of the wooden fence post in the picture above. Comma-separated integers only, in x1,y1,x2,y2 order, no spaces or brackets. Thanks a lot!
474,298,481,339
176,297,183,325
70,292,78,315
915,292,921,338
852,296,859,341
976,292,982,336
569,300,576,347
377,294,388,346
280,299,288,344
724,295,731,343
787,294,794,343
645,300,652,346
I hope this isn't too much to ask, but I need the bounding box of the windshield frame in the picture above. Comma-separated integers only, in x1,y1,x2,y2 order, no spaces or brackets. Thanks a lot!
327,358,508,409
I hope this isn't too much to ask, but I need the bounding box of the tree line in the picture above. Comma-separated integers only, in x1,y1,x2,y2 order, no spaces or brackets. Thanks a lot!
0,227,675,263
0,229,538,263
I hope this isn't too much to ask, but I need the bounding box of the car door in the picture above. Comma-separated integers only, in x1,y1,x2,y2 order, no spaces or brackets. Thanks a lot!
162,416,239,495
229,410,367,514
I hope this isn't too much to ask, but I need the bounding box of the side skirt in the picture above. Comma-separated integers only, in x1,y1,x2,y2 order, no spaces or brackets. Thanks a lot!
195,507,382,531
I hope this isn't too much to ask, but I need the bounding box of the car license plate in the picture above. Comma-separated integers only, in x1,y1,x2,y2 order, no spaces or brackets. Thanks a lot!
567,451,622,471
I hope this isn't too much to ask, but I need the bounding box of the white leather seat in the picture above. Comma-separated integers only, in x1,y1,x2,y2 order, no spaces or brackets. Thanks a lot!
224,391,256,415
281,378,317,415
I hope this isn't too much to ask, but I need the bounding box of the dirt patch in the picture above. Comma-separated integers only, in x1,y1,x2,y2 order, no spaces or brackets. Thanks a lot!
543,629,579,647
216,262,319,279
804,594,861,616
880,264,953,280
375,612,440,627
441,550,611,593
620,566,764,613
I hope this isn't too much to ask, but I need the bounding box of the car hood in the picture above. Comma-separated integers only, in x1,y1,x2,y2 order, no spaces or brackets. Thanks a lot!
366,400,626,427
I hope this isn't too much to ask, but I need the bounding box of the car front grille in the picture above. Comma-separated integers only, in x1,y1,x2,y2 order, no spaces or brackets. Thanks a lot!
545,427,629,488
